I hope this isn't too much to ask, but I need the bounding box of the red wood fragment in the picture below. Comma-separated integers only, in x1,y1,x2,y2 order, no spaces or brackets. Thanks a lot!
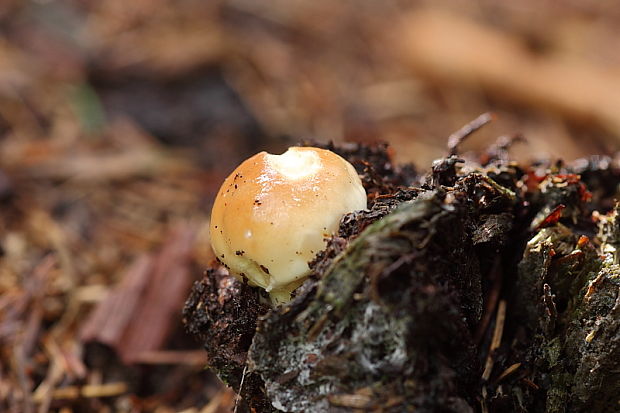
577,235,589,248
536,204,565,230
129,350,207,365
522,378,540,390
121,225,196,364
554,250,584,267
80,225,196,364
578,183,592,202
524,170,547,192
80,255,154,348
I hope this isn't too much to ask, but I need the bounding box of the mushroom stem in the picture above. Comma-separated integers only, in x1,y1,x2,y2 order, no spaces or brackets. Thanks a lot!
269,289,293,306
268,277,306,306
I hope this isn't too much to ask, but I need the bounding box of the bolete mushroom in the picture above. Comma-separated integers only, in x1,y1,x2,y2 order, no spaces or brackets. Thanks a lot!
210,146,367,304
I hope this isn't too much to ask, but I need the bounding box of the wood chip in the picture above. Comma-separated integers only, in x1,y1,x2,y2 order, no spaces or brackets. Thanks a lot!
328,393,373,409
497,362,522,382
80,225,196,364
482,299,507,381
33,382,128,402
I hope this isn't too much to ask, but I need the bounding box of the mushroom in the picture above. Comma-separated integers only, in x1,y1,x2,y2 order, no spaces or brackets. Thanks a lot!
210,146,367,304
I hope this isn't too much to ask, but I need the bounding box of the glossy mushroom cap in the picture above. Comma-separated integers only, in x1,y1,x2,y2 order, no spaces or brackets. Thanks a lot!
210,147,367,304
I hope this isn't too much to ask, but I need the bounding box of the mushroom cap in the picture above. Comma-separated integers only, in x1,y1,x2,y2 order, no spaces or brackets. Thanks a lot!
210,147,367,299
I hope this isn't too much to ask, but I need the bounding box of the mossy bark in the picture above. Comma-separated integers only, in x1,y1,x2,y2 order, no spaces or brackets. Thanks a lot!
184,146,620,413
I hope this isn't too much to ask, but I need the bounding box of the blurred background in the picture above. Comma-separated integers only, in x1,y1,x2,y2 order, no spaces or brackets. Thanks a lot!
1,0,620,412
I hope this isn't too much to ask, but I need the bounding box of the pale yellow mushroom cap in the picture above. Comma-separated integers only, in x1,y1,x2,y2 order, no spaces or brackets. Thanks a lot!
210,147,367,304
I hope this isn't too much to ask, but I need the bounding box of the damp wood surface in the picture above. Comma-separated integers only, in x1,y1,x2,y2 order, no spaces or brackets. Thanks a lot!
185,143,620,412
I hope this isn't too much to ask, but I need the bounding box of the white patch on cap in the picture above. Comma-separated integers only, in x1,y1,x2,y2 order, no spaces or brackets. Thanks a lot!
266,148,322,180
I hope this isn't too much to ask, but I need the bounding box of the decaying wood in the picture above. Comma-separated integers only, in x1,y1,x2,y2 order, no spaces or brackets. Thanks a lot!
81,225,196,364
185,143,620,412
79,256,153,352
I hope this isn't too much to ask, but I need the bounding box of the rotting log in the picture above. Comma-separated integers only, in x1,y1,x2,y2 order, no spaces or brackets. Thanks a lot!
184,143,620,412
